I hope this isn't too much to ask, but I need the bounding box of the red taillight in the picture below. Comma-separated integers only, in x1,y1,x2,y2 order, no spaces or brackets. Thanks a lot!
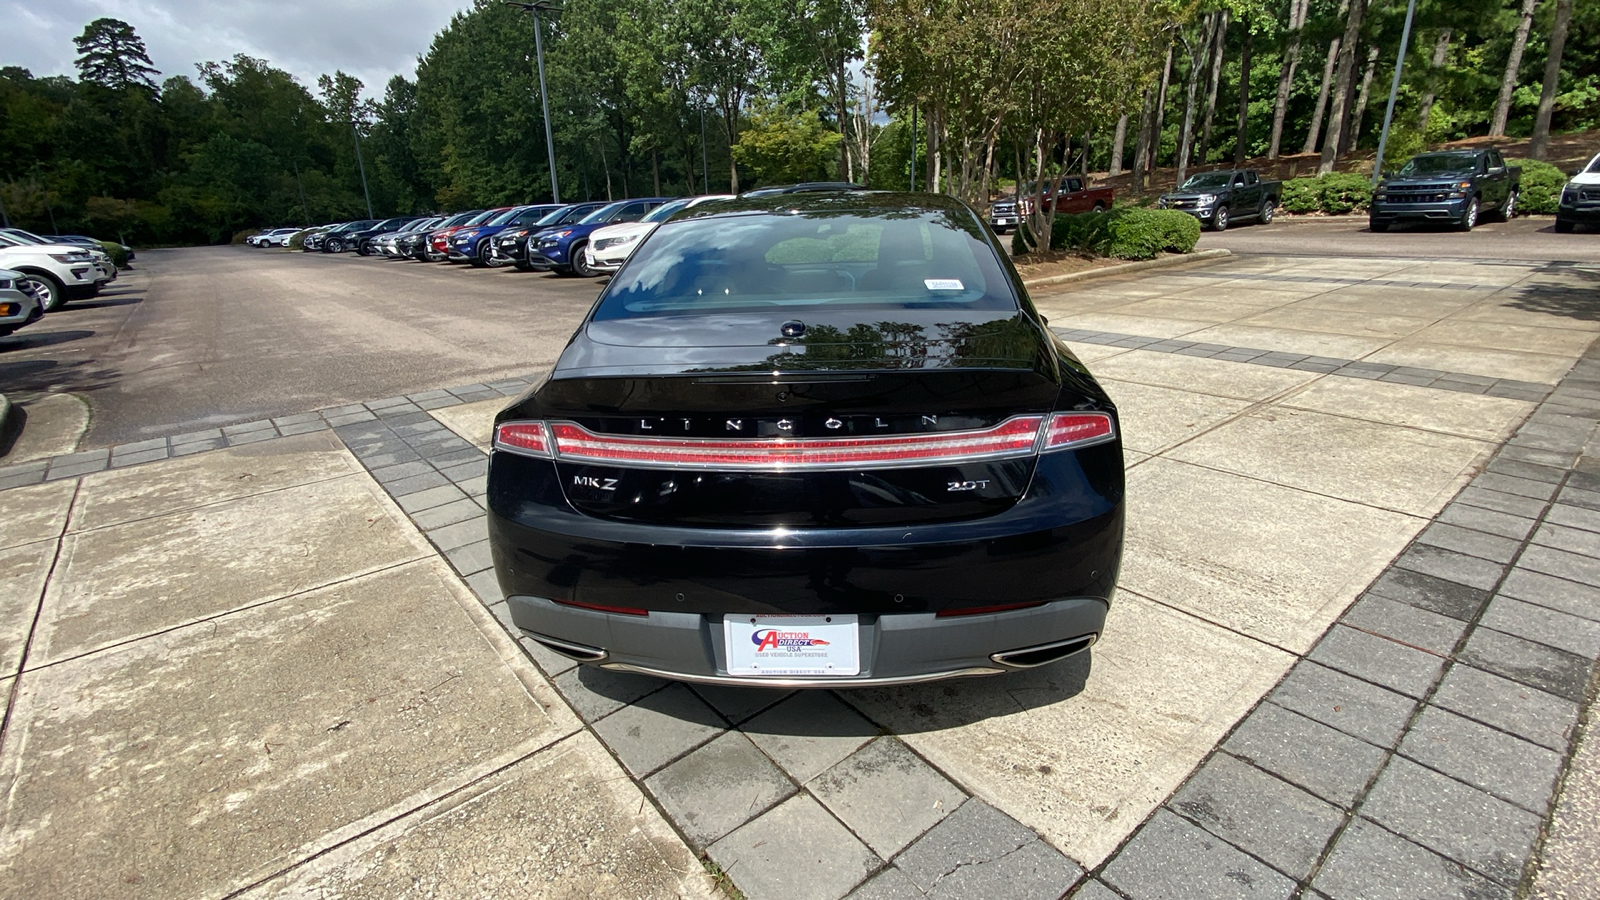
1041,412,1115,451
546,416,1045,470
494,421,551,456
553,598,649,617
936,601,1046,617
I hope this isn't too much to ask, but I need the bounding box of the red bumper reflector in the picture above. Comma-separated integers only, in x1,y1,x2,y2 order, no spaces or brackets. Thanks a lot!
553,598,649,617
936,601,1047,618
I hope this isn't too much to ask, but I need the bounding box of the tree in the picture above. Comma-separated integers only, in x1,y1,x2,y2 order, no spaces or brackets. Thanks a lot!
1318,0,1366,173
1530,0,1573,159
1268,0,1308,158
1490,0,1539,136
732,101,842,182
74,18,160,91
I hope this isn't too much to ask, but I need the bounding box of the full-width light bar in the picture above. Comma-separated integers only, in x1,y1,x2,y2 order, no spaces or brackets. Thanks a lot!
494,412,1114,470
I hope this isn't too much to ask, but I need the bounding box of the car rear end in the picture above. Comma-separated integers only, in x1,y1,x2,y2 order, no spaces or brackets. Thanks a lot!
487,193,1123,687
0,268,42,335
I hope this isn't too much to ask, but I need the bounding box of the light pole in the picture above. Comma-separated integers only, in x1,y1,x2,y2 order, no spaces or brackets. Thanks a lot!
1372,0,1418,185
507,1,563,203
351,122,374,218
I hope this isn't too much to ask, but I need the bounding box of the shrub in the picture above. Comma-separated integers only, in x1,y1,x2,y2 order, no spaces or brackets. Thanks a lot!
230,228,257,245
286,228,317,250
1510,158,1567,215
1278,173,1373,215
98,240,129,268
1047,208,1200,260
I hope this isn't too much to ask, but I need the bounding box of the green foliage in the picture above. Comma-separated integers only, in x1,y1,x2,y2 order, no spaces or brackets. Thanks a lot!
732,101,842,185
1047,208,1200,260
73,18,159,91
1280,173,1373,215
230,229,257,245
1510,158,1568,215
286,228,319,250
97,240,129,267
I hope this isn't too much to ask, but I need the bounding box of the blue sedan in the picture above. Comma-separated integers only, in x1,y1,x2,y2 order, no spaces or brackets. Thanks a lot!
532,198,669,276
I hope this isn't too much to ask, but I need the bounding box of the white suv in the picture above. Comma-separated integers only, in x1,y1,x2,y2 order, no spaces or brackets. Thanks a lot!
0,235,104,312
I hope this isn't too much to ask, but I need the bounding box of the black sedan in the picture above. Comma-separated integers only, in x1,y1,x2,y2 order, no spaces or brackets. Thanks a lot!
486,192,1124,686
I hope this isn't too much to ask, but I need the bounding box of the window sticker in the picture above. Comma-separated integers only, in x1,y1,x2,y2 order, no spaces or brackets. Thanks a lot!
925,279,964,291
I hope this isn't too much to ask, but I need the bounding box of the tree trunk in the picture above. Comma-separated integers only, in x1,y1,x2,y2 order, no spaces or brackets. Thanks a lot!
1346,43,1381,154
1531,0,1573,159
837,57,851,181
1416,29,1452,133
1198,11,1228,163
1303,0,1348,154
1149,40,1175,181
652,149,660,195
726,103,740,193
1176,18,1212,185
1268,0,1308,159
1491,0,1539,137
1318,0,1367,174
1234,25,1253,167
1109,114,1128,176
1132,88,1155,181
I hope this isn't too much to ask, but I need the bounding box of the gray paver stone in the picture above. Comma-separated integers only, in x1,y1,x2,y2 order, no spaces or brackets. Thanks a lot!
591,682,724,777
45,460,107,480
170,437,224,456
922,839,1081,900
226,429,278,445
1222,702,1388,807
1533,521,1600,559
410,497,484,531
1399,705,1563,814
439,460,486,483
1395,545,1506,592
1457,487,1548,519
221,419,273,435
1102,809,1294,900
109,448,170,468
1417,523,1521,565
517,635,577,677
1436,502,1537,541
443,538,493,576
324,411,376,426
111,438,167,455
387,471,452,496
1486,459,1565,484
395,483,466,514
1170,753,1343,878
1307,625,1448,699
1496,568,1600,621
1342,594,1471,655
742,691,877,783
1430,664,1578,753
1362,757,1542,886
425,515,488,552
1367,568,1489,621
645,730,796,848
1479,596,1600,658
1311,818,1512,900
1458,627,1593,703
709,794,880,900
1066,881,1123,900
1268,662,1417,748
894,800,1034,890
1472,472,1558,501
1543,502,1600,535
552,665,666,722
276,420,328,436
810,737,966,857
370,460,433,484
463,568,502,605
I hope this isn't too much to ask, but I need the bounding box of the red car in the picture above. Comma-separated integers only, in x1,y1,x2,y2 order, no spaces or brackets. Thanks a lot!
989,177,1114,233
429,208,510,261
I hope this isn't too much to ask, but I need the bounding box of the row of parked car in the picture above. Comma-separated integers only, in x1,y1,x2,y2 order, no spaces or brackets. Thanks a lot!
0,228,127,337
244,183,867,278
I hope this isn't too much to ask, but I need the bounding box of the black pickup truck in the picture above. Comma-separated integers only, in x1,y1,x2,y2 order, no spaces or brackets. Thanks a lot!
1157,169,1281,231
1369,149,1520,232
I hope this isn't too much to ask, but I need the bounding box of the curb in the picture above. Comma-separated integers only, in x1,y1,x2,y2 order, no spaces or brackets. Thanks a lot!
1021,248,1233,289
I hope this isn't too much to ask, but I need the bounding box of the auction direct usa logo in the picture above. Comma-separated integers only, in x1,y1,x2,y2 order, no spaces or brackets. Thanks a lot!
751,629,831,652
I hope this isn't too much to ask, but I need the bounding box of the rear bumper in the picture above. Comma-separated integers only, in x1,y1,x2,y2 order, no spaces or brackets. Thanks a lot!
510,595,1106,686
487,445,1123,684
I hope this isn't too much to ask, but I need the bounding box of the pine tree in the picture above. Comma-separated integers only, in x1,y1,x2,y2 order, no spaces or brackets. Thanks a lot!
74,18,160,91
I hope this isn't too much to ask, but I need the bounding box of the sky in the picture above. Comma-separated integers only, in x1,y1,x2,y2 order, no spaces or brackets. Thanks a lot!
4,0,470,97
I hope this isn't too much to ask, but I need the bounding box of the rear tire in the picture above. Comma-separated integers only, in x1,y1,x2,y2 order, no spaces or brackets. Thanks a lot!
1258,200,1274,224
16,271,65,312
1499,190,1518,221
1091,203,1106,213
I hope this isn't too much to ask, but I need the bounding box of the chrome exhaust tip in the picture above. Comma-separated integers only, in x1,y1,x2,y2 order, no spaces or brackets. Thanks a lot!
990,634,1097,669
527,633,609,663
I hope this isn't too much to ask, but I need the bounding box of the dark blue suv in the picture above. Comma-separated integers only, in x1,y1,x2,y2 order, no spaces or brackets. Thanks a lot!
448,204,565,267
531,198,669,276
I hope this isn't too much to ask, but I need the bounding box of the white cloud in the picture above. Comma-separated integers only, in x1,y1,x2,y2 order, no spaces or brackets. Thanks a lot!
2,0,469,99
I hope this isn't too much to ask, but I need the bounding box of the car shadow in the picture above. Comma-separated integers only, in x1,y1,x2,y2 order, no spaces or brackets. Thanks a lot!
0,356,119,396
569,650,1093,735
0,329,95,351
66,295,143,310
1501,262,1600,323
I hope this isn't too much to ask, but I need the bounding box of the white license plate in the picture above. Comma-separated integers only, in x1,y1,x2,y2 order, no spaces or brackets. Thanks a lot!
994,217,1015,225
724,615,860,677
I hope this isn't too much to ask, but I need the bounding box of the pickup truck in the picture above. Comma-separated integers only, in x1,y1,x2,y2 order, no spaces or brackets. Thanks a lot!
989,177,1114,233
1556,151,1600,233
1370,149,1520,232
1158,169,1281,231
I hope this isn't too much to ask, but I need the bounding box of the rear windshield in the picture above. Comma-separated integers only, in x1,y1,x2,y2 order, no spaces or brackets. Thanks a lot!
593,209,1017,320
535,205,600,227
642,199,692,223
488,207,528,226
580,201,630,225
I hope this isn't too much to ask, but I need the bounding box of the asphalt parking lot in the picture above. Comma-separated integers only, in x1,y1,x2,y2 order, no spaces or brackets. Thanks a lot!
2,234,1600,899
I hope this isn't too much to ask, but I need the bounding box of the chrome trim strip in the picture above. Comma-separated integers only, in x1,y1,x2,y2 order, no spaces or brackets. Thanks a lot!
599,662,1006,688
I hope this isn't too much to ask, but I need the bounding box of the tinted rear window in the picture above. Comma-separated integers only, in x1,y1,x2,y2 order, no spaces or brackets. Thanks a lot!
593,209,1017,320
